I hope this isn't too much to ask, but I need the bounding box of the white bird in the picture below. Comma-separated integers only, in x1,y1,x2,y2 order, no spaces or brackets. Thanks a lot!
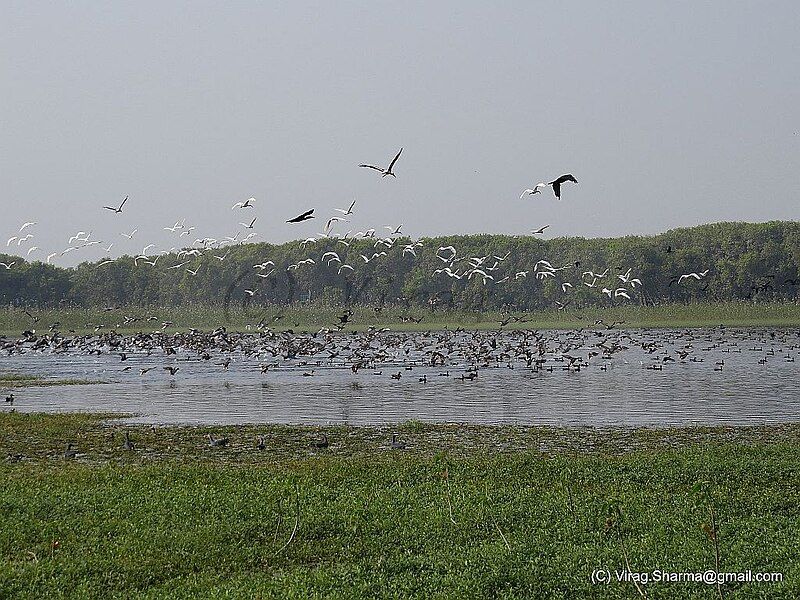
6,237,17,247
334,199,356,215
322,251,341,264
515,271,529,279
167,261,190,270
98,259,115,266
17,234,33,246
338,264,354,274
232,197,255,209
359,148,403,178
0,262,15,269
239,218,257,229
46,253,58,264
561,282,573,292
27,246,38,255
468,269,494,285
103,244,114,253
121,229,138,240
618,268,633,283
325,217,347,232
19,222,37,232
614,288,631,299
244,289,256,296
186,267,201,276
520,183,548,198
678,273,702,283
602,288,613,298
141,244,155,255
254,261,275,270
213,251,230,261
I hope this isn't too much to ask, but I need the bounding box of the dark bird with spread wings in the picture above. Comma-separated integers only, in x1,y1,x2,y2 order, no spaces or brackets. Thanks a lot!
359,148,403,178
286,209,315,223
103,196,128,213
549,174,578,199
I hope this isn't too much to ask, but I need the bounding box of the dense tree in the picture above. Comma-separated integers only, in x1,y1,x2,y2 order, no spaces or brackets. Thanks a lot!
1,222,798,310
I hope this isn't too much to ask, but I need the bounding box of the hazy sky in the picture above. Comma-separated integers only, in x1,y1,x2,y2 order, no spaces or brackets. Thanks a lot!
2,1,798,266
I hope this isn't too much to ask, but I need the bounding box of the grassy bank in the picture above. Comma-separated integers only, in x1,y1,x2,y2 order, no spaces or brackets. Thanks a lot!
0,373,99,389
1,301,799,335
1,413,799,598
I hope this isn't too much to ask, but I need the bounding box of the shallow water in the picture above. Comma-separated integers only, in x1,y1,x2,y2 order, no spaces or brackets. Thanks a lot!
2,327,799,426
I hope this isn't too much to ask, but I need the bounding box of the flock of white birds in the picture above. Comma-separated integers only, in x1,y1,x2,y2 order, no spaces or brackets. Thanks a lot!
1,150,711,303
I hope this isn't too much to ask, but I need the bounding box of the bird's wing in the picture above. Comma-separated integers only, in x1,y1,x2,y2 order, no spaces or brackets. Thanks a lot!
358,164,384,172
552,174,577,185
348,199,356,211
119,196,128,209
103,206,116,211
387,148,403,171
551,181,561,198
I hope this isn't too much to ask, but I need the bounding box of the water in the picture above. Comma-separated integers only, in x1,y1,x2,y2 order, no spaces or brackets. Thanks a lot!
2,327,798,426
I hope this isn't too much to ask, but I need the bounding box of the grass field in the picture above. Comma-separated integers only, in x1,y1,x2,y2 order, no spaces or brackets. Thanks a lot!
1,413,798,598
1,301,799,335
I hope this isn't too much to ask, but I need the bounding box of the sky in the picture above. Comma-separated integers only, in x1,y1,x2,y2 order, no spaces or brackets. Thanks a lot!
2,1,799,266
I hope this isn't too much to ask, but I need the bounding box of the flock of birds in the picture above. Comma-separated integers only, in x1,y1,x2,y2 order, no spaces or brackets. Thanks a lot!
1,148,718,308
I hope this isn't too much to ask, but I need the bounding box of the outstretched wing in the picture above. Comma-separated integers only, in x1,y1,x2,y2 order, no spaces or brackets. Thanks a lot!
119,196,128,209
551,173,578,186
387,147,403,172
359,164,384,172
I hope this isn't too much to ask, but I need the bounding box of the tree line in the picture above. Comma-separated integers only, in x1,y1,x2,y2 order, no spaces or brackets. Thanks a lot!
1,221,798,311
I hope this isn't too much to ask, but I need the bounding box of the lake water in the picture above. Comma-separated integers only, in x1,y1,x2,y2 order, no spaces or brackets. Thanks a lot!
2,327,799,426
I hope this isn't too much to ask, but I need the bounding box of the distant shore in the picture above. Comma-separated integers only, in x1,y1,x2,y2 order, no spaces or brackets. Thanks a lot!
1,301,799,335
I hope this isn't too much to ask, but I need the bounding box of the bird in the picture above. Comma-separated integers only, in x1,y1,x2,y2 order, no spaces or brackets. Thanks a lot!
4,394,13,405
548,174,578,199
121,229,138,240
391,434,406,450
122,431,135,451
240,217,257,229
520,183,548,198
64,443,77,459
186,267,200,276
286,209,315,223
19,222,37,232
163,366,180,376
207,434,229,447
103,196,128,213
312,433,329,449
232,197,255,209
0,262,15,270
532,225,550,234
384,224,403,235
334,199,357,215
359,147,403,178
256,436,266,451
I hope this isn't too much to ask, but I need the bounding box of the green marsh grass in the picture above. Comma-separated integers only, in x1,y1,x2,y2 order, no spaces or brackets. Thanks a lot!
1,413,799,598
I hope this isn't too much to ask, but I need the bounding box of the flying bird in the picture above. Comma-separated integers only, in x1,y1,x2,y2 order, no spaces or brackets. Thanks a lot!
334,199,357,215
532,225,550,234
359,148,403,178
232,197,255,209
103,196,128,213
240,217,257,229
286,209,315,223
549,174,578,199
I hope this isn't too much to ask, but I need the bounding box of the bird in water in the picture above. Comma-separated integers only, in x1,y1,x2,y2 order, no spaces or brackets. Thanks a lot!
4,394,13,405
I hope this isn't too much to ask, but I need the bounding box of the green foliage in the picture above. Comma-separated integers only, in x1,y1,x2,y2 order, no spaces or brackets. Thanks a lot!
1,221,799,310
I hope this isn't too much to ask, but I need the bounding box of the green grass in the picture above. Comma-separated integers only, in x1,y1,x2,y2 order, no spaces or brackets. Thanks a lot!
1,413,799,598
2,301,800,335
0,373,100,389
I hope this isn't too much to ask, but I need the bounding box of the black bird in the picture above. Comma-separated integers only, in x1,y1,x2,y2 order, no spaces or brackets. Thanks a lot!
256,435,266,451
64,443,77,459
103,196,128,213
286,209,315,223
391,434,406,450
4,394,14,405
163,366,179,376
122,431,135,451
359,147,403,178
312,433,329,449
549,174,578,199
